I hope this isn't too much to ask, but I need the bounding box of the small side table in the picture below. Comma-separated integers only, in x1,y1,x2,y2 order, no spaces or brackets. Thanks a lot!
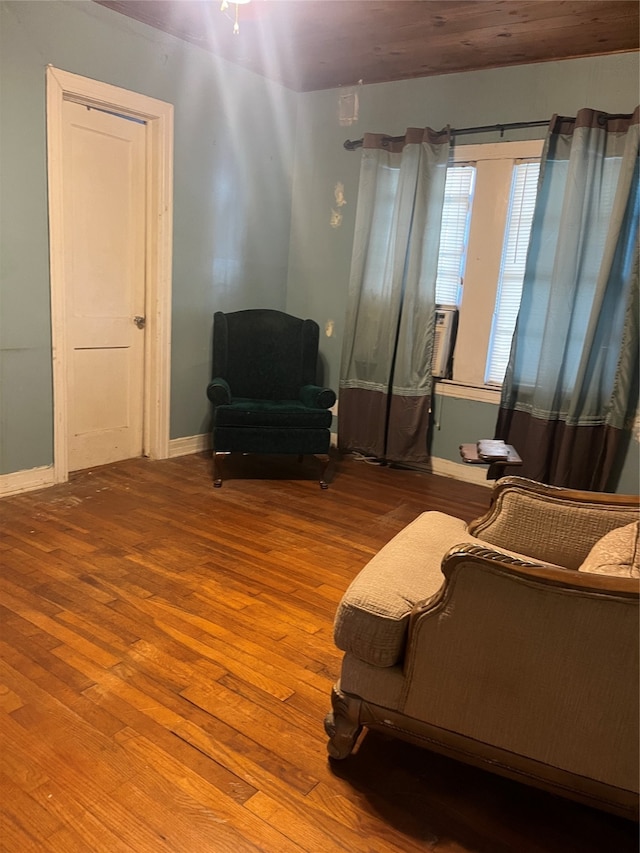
459,442,523,480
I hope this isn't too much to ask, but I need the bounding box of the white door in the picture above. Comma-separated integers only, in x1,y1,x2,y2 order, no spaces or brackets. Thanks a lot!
62,100,147,471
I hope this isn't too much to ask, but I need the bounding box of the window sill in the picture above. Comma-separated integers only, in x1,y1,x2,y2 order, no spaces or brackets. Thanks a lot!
434,379,501,405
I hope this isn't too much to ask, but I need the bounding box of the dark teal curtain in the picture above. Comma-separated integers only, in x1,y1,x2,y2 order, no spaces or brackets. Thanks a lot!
339,127,450,463
496,107,639,491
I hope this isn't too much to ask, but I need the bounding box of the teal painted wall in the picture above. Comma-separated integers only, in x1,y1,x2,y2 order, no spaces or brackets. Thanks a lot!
1,2,638,494
286,52,640,492
430,395,498,462
0,0,297,473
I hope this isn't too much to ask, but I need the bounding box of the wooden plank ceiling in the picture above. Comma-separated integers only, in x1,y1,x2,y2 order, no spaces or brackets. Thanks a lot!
95,1,639,92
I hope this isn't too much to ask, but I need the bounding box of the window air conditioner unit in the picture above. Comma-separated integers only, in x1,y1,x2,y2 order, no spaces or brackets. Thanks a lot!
431,305,458,379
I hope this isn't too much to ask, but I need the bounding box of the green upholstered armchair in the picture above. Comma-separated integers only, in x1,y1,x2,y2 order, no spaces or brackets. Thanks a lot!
206,309,336,488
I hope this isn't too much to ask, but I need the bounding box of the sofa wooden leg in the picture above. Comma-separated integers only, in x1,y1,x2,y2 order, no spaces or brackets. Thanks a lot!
325,684,362,759
315,453,330,489
213,451,230,487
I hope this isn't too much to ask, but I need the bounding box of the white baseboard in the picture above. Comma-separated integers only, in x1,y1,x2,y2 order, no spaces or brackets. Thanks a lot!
0,445,490,497
0,437,209,497
424,456,493,487
0,465,56,498
362,455,491,487
171,433,340,456
168,433,212,457
169,433,491,486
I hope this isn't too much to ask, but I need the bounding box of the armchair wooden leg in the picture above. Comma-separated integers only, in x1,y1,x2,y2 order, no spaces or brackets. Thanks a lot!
213,451,230,488
324,684,362,759
315,453,330,489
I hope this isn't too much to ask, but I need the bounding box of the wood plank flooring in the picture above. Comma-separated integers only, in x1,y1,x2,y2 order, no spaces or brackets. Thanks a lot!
0,453,636,852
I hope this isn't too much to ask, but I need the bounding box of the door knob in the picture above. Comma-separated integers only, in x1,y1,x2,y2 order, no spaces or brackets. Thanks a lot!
133,315,146,329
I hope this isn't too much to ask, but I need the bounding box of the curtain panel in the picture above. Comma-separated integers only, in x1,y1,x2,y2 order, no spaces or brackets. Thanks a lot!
339,127,450,463
496,107,639,490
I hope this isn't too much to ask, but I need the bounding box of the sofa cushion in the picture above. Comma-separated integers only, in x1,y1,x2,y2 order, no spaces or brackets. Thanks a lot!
333,513,470,668
578,521,640,578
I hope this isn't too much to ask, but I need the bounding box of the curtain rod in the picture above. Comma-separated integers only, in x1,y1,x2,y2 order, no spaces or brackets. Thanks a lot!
343,119,550,150
343,112,631,150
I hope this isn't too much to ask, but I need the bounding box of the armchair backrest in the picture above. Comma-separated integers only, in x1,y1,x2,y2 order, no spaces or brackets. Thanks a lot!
213,309,319,400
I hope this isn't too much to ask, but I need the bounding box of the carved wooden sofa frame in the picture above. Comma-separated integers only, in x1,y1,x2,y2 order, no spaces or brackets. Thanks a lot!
325,477,640,820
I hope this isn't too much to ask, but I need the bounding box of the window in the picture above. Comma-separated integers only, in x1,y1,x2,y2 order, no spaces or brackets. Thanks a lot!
435,140,544,390
435,165,475,307
486,161,541,384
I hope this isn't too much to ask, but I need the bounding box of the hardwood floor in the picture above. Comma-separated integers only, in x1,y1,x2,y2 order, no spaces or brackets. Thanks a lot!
0,453,636,852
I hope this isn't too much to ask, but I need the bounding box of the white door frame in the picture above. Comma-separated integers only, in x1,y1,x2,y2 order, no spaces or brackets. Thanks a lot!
46,66,173,483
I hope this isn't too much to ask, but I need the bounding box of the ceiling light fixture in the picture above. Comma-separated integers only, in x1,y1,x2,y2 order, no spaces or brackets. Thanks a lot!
220,0,251,35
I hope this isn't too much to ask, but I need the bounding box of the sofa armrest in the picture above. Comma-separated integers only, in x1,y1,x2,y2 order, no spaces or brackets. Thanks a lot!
438,544,638,606
206,377,231,406
467,476,640,569
401,544,639,793
332,511,558,669
333,512,469,668
299,384,336,410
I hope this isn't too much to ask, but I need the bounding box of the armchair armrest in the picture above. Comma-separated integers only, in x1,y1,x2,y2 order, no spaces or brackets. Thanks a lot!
467,476,640,569
299,384,336,409
206,377,231,405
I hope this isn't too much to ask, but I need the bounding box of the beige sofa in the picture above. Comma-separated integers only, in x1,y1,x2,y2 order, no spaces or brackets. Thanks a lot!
326,477,640,819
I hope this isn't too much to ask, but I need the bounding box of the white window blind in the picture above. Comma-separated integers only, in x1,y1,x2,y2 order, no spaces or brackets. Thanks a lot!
485,160,541,384
435,165,475,306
